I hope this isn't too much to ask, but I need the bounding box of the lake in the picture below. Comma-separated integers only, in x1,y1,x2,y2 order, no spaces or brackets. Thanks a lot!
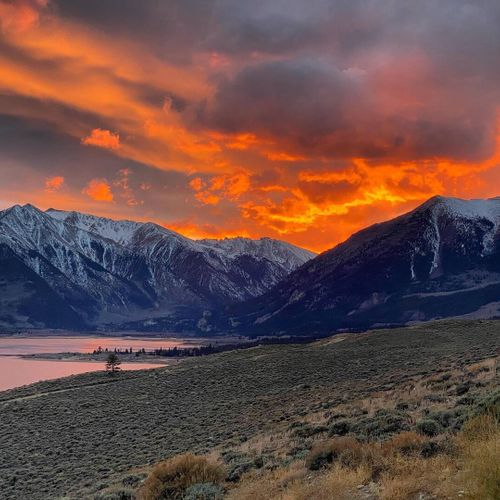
0,335,199,392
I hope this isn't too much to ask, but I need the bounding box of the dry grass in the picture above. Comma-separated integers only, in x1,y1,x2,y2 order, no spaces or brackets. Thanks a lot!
381,431,427,456
138,454,224,500
459,414,500,500
225,413,499,500
379,455,459,499
286,464,372,500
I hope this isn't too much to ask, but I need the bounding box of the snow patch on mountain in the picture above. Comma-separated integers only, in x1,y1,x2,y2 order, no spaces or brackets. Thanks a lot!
0,204,315,330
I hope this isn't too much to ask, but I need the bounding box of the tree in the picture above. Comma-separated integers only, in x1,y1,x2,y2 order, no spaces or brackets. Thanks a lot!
105,352,121,374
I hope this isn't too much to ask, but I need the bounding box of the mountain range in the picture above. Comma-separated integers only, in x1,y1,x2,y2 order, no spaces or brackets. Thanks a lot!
0,196,499,334
0,204,314,331
214,196,500,335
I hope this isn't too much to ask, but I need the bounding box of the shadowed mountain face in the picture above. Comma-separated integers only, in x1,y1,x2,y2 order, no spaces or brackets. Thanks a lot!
212,196,500,335
0,204,314,331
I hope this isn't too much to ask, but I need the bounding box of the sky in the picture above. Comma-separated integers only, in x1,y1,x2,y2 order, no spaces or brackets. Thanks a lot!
1,0,500,252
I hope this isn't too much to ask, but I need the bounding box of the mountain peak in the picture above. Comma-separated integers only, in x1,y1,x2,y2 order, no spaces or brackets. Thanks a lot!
0,203,314,331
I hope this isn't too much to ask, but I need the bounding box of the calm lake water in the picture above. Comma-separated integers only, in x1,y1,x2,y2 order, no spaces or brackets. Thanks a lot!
0,336,198,392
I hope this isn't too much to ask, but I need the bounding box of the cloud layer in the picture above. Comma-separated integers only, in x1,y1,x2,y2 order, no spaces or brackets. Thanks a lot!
1,0,500,250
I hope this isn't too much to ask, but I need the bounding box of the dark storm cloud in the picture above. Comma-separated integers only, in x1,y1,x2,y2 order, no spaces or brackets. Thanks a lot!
200,59,359,139
197,56,496,161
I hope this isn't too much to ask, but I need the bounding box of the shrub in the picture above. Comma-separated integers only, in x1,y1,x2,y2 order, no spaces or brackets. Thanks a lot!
329,419,352,437
221,451,254,482
122,474,146,488
420,440,441,458
292,423,328,438
94,487,135,500
455,383,470,396
471,389,500,421
226,461,253,482
138,454,224,500
427,409,464,430
183,482,225,500
351,410,410,439
306,437,363,471
383,431,426,456
416,419,443,437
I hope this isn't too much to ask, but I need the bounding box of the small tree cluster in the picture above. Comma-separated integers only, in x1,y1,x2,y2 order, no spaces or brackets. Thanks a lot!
105,353,121,374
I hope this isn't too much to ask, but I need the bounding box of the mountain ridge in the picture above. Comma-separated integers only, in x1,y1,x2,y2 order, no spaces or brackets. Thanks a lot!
1,196,500,334
210,195,500,335
0,204,315,331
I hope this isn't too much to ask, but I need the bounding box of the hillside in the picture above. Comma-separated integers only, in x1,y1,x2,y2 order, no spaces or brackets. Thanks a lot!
216,196,500,335
0,320,498,499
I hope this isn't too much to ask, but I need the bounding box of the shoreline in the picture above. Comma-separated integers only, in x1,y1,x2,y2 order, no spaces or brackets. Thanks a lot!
0,331,248,345
15,352,174,364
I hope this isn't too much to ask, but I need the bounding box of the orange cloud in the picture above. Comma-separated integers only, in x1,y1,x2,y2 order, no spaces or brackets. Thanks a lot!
45,175,64,191
189,172,251,207
167,221,251,240
189,177,204,191
0,0,48,34
81,129,120,150
82,179,114,202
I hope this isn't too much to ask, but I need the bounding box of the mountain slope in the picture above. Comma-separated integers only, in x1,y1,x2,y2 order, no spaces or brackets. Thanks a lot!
216,196,500,335
0,204,314,330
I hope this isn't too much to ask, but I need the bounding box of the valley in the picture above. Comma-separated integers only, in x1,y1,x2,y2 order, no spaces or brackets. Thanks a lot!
0,320,498,499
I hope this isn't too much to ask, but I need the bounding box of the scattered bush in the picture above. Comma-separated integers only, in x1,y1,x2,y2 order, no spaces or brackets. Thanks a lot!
416,419,443,437
471,389,500,421
138,454,224,500
420,440,441,458
455,383,470,396
306,437,363,471
351,410,410,439
122,474,145,488
183,482,224,500
328,419,352,436
94,487,135,500
220,451,254,482
291,422,328,438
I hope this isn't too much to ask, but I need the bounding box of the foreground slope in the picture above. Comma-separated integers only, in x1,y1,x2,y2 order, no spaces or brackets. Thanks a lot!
0,320,498,499
219,196,500,335
0,204,314,330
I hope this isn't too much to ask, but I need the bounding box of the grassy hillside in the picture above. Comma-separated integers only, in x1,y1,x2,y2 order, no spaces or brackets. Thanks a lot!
0,320,498,499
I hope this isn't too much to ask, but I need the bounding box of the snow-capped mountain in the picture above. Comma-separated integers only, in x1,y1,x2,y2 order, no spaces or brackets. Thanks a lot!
0,204,315,331
214,196,500,335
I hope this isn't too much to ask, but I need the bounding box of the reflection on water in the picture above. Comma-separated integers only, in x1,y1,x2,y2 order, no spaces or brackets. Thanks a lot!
0,336,198,355
0,335,197,392
0,357,164,392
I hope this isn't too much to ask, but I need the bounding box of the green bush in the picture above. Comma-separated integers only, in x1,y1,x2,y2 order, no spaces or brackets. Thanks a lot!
416,419,443,437
328,419,352,436
183,482,224,500
351,410,410,439
471,388,500,421
455,383,470,396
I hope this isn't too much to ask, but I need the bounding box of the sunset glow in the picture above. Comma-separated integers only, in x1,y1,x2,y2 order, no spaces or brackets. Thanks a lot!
1,1,500,251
